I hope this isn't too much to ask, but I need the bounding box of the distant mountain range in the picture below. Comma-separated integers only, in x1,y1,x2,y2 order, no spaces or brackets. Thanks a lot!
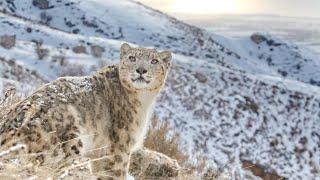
183,14,320,55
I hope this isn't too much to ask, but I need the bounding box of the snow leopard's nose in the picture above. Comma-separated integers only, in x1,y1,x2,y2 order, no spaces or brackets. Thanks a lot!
136,67,147,75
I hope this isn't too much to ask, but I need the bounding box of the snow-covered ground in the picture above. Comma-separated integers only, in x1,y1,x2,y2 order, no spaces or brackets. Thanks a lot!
1,0,320,179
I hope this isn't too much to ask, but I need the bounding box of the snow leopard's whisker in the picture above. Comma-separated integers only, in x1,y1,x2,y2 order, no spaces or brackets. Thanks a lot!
83,144,111,153
58,133,96,146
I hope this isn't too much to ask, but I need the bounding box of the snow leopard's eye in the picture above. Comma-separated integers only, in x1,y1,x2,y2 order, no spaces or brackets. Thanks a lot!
151,59,159,64
129,56,136,62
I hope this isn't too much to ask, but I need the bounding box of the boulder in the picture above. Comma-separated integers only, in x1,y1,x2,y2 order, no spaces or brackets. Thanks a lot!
72,45,87,54
0,35,16,49
90,45,105,58
250,34,267,44
32,0,49,9
194,72,208,83
242,160,283,180
130,148,180,179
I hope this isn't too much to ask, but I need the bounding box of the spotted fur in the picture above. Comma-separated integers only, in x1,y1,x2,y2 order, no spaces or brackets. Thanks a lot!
0,44,172,179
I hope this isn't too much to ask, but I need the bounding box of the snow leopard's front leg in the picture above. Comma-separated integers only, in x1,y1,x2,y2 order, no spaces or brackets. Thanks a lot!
91,151,131,180
91,128,132,180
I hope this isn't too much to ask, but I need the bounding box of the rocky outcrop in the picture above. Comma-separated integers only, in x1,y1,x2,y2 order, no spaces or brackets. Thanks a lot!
130,148,180,179
250,33,267,44
72,45,87,54
242,160,284,180
32,0,50,10
0,35,16,49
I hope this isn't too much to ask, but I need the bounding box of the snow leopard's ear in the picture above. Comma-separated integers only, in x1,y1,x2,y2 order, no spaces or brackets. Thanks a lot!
120,43,131,56
159,51,172,68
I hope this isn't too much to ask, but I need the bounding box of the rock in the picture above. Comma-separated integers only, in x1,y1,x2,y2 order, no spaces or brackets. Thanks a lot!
250,34,267,44
130,148,180,179
26,27,33,33
242,160,284,180
0,35,16,49
267,40,282,47
202,169,220,180
72,45,87,54
310,79,320,86
32,0,49,9
194,72,208,83
72,29,80,34
83,20,98,28
90,45,105,58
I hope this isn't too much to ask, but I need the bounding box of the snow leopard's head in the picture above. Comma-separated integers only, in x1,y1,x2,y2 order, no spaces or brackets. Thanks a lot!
119,43,172,92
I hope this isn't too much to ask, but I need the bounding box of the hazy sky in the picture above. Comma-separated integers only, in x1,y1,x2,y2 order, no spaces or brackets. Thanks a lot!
137,0,320,18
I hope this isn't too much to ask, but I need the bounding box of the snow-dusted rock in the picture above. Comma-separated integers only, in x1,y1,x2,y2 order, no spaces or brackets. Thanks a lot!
0,35,16,49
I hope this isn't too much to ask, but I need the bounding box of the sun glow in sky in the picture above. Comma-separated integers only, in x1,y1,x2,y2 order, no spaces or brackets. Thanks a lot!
137,0,320,17
168,0,238,14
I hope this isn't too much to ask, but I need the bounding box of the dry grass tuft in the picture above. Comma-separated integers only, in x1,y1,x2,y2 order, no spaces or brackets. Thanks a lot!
144,116,189,166
144,116,222,179
35,42,49,60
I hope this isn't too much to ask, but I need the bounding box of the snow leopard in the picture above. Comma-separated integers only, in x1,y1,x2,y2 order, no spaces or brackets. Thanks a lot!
0,43,172,179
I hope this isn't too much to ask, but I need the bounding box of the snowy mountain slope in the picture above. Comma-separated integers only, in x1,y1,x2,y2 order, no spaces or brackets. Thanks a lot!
0,57,44,94
2,0,320,87
0,12,124,80
1,35,320,179
0,0,243,68
0,0,320,179
237,33,320,86
157,57,320,179
0,9,231,79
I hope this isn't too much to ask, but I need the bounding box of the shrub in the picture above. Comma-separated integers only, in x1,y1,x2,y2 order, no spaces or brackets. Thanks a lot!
144,116,189,166
144,116,218,179
34,41,49,60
